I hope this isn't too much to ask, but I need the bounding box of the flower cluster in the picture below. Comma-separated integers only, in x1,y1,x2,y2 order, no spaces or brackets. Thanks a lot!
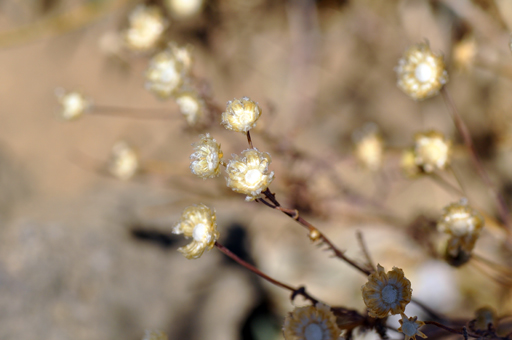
396,42,448,100
438,200,484,261
283,303,340,340
123,5,168,52
173,204,219,259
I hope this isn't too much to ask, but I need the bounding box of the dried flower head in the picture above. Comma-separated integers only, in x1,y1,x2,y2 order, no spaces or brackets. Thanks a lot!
176,91,205,126
108,141,139,180
145,48,185,99
396,42,448,100
398,314,427,340
226,148,274,201
173,204,219,259
142,330,168,340
283,303,341,340
123,5,168,52
438,200,484,255
353,123,384,171
190,134,223,179
401,148,421,178
221,97,262,133
56,89,90,121
413,130,451,173
165,0,204,19
361,264,412,318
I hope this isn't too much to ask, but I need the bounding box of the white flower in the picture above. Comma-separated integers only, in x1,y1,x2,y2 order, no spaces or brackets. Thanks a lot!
108,141,139,180
190,134,223,179
221,97,262,132
123,5,168,52
56,89,89,120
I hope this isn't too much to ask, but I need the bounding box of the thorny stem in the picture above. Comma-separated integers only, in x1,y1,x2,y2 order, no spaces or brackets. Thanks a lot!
214,241,319,304
424,321,481,338
441,88,511,234
259,188,372,276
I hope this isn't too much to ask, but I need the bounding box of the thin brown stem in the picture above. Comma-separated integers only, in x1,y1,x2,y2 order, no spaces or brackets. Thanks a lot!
260,188,372,276
246,131,254,149
441,88,511,233
215,241,319,304
429,171,465,197
424,321,481,338
356,231,375,272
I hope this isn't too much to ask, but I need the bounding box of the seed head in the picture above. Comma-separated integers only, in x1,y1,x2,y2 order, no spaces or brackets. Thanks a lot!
225,148,274,201
396,42,448,100
413,130,451,173
173,204,219,259
108,141,139,180
221,97,262,133
123,5,168,52
361,264,412,318
190,134,223,179
283,303,341,340
398,314,427,340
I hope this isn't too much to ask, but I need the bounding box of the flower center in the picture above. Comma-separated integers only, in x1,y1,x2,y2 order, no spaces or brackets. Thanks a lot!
415,63,433,83
245,169,263,187
192,223,208,242
382,285,398,304
304,323,323,340
401,320,417,336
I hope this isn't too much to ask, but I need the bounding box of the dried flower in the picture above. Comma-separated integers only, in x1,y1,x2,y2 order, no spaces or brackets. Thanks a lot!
438,200,484,256
398,314,427,340
353,123,384,171
142,330,168,340
123,5,168,52
145,49,184,99
56,89,90,120
413,130,451,173
396,42,448,100
167,42,194,74
165,0,204,19
190,134,223,179
225,148,274,201
221,97,262,133
108,141,139,180
173,204,219,259
176,91,205,126
283,303,341,340
400,148,421,178
453,36,476,72
361,264,412,318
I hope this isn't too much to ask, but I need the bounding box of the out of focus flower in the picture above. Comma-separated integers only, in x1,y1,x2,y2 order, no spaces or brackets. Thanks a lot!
176,91,205,126
413,130,451,173
221,97,262,133
108,141,139,180
396,42,448,100
173,204,219,259
226,148,274,201
123,5,168,52
167,42,194,74
361,264,412,318
401,148,421,178
145,49,184,99
165,0,204,19
398,314,427,340
353,123,384,171
190,134,223,179
453,36,476,72
438,200,484,256
142,330,168,340
283,303,340,340
56,89,90,121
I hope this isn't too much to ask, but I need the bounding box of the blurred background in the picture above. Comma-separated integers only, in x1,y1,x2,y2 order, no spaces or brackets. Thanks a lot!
1,0,512,339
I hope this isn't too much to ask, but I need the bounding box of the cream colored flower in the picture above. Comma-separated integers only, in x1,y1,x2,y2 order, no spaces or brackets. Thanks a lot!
438,200,484,256
142,330,168,340
145,49,184,99
361,264,412,318
398,314,427,340
226,148,274,201
176,91,205,126
108,141,139,180
396,42,448,100
190,134,223,179
123,5,168,52
56,89,90,120
221,97,262,132
165,0,204,19
413,130,451,173
173,204,219,259
353,123,384,171
401,148,421,178
453,36,476,72
283,303,341,340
